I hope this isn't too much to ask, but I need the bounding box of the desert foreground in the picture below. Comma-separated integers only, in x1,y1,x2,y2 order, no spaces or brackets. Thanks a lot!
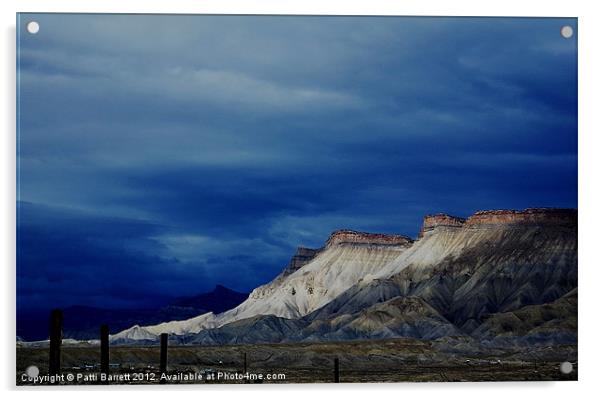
17,338,577,384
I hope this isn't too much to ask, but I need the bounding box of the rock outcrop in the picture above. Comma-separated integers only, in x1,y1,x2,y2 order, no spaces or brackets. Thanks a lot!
283,247,321,275
465,208,577,226
417,208,576,239
325,229,413,248
418,214,466,239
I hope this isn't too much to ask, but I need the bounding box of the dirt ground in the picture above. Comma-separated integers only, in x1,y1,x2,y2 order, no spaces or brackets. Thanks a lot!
16,338,577,385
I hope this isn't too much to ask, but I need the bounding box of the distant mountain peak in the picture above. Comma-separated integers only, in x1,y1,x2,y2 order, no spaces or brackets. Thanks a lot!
213,284,231,292
169,285,248,314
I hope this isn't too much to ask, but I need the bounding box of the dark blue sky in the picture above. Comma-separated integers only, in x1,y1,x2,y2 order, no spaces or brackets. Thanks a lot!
17,15,577,311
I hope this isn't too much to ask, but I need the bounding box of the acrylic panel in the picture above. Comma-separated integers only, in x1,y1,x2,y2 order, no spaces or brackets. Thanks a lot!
16,14,578,385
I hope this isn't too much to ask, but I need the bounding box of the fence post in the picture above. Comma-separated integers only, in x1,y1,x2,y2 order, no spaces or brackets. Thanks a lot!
334,357,340,383
160,333,168,374
243,352,247,374
48,309,63,375
100,324,110,380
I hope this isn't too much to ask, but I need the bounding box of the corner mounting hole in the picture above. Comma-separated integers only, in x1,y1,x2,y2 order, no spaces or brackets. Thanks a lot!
559,361,573,374
26,365,39,378
27,21,40,34
560,25,573,39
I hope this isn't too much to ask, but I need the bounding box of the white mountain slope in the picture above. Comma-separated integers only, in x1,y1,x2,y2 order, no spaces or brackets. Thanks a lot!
110,312,218,343
111,230,412,342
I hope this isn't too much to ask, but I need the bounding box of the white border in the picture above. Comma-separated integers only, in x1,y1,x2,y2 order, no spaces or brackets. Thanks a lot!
3,1,601,399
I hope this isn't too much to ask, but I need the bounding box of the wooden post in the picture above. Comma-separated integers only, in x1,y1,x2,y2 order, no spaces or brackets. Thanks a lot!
100,324,110,379
160,333,168,374
243,352,247,374
48,309,62,375
334,357,340,383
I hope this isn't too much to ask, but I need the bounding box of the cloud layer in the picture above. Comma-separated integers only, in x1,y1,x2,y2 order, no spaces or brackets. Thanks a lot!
17,15,577,311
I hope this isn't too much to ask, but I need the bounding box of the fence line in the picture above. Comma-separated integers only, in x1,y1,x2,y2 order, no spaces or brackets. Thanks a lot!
42,310,345,384
48,309,62,375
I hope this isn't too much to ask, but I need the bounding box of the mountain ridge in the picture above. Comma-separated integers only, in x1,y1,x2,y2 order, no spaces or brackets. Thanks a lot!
108,207,577,348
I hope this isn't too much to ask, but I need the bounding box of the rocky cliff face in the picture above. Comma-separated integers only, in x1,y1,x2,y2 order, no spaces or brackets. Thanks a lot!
325,230,413,247
464,208,576,226
283,247,321,275
418,214,466,239
417,208,576,239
